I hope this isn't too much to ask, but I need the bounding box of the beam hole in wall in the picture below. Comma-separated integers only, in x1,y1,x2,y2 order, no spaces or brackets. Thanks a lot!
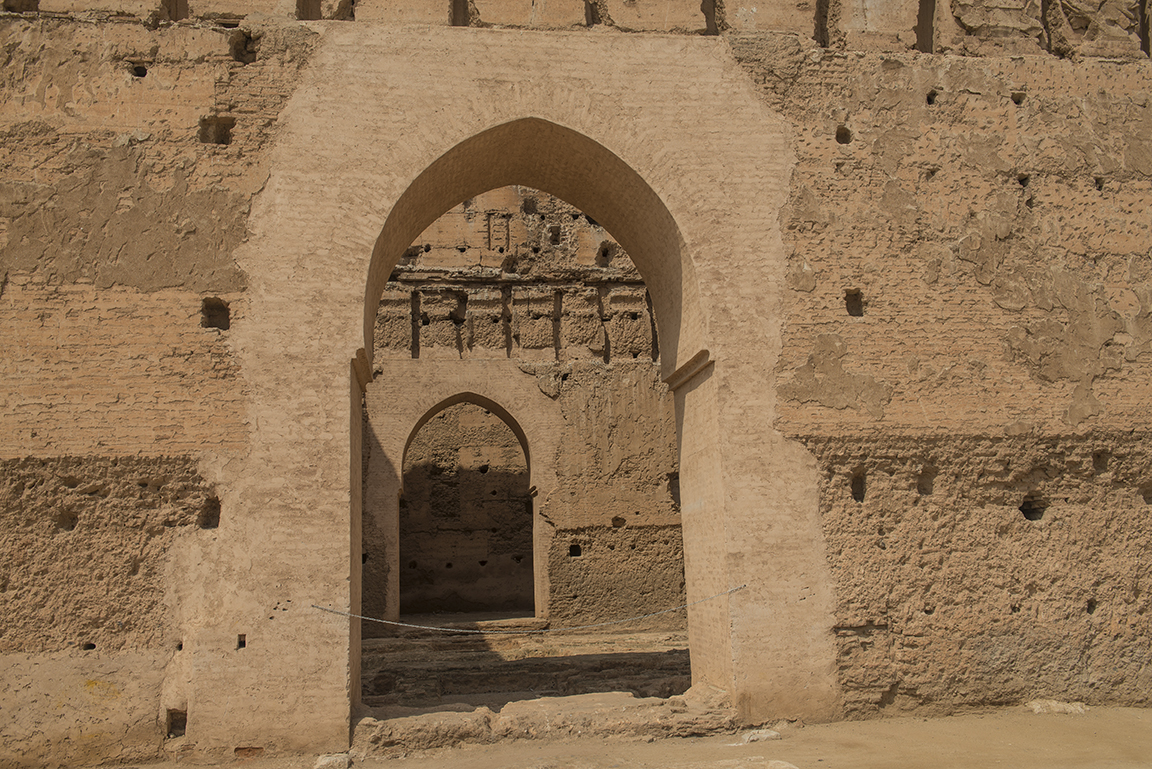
236,634,246,649
166,709,187,738
926,89,938,105
201,297,230,329
915,0,935,52
1011,91,1026,106
1092,451,1109,473
569,544,582,557
176,642,183,651
611,516,626,527
1017,173,1030,188
1086,598,1097,614
850,470,866,502
56,509,79,531
1019,494,1047,521
835,125,853,144
198,116,234,146
160,0,188,21
1094,176,1105,191
130,64,147,78
198,495,220,529
81,642,96,650
845,289,864,317
230,30,257,64
917,465,937,495
296,0,321,20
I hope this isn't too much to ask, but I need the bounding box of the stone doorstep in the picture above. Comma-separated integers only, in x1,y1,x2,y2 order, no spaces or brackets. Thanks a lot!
351,690,739,757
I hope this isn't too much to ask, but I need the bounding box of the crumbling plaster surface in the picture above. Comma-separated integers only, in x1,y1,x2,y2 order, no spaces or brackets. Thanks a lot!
732,32,1152,715
806,434,1152,715
728,39,1152,434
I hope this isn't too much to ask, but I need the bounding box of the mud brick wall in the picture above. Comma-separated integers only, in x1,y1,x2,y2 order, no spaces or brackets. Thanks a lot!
806,434,1152,714
1,0,1151,763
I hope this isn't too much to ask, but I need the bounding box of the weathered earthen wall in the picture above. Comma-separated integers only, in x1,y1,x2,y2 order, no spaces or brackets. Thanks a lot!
1,0,1150,763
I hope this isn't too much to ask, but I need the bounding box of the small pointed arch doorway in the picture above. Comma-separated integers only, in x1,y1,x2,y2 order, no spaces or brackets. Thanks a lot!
398,394,535,617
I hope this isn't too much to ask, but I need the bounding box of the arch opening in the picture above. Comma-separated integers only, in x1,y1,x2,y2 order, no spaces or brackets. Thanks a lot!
358,119,701,712
399,397,534,616
363,117,703,380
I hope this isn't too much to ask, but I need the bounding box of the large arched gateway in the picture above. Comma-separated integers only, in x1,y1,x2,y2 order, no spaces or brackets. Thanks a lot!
205,29,837,753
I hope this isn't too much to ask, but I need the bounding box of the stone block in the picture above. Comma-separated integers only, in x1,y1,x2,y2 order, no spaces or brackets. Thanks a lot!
188,0,287,18
560,288,605,360
374,288,413,359
474,0,586,26
727,1,812,34
418,290,464,359
355,0,450,24
603,287,651,360
465,288,508,358
602,0,705,30
38,0,156,15
512,287,557,359
840,0,921,51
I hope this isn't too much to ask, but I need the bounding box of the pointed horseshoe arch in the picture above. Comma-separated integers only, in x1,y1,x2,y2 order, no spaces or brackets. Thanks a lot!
362,117,706,379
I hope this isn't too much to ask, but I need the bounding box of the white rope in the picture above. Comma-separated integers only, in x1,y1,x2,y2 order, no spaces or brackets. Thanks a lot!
311,584,746,635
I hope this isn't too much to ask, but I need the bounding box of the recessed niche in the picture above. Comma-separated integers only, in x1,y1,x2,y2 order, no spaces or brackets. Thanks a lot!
198,495,220,529
201,297,230,330
1019,494,1047,521
569,544,582,557
1086,598,1097,614
56,509,79,531
1092,451,1109,473
198,115,235,146
236,634,246,649
845,289,864,317
917,465,937,496
850,470,866,503
295,0,320,19
611,516,626,528
166,709,187,738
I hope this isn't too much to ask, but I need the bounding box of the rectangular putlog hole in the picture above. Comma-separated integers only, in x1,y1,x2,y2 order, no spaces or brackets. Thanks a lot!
198,116,235,146
201,297,230,329
166,709,187,738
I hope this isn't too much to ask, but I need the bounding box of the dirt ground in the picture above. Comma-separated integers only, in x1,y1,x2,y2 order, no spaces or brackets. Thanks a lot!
88,705,1152,769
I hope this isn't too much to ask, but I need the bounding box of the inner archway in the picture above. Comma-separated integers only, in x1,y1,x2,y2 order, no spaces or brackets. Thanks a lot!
399,400,534,615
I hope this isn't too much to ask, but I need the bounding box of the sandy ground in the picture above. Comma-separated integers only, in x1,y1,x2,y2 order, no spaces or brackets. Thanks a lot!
89,706,1152,769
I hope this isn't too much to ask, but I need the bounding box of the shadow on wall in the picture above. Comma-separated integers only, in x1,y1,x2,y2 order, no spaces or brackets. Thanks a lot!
400,460,534,615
